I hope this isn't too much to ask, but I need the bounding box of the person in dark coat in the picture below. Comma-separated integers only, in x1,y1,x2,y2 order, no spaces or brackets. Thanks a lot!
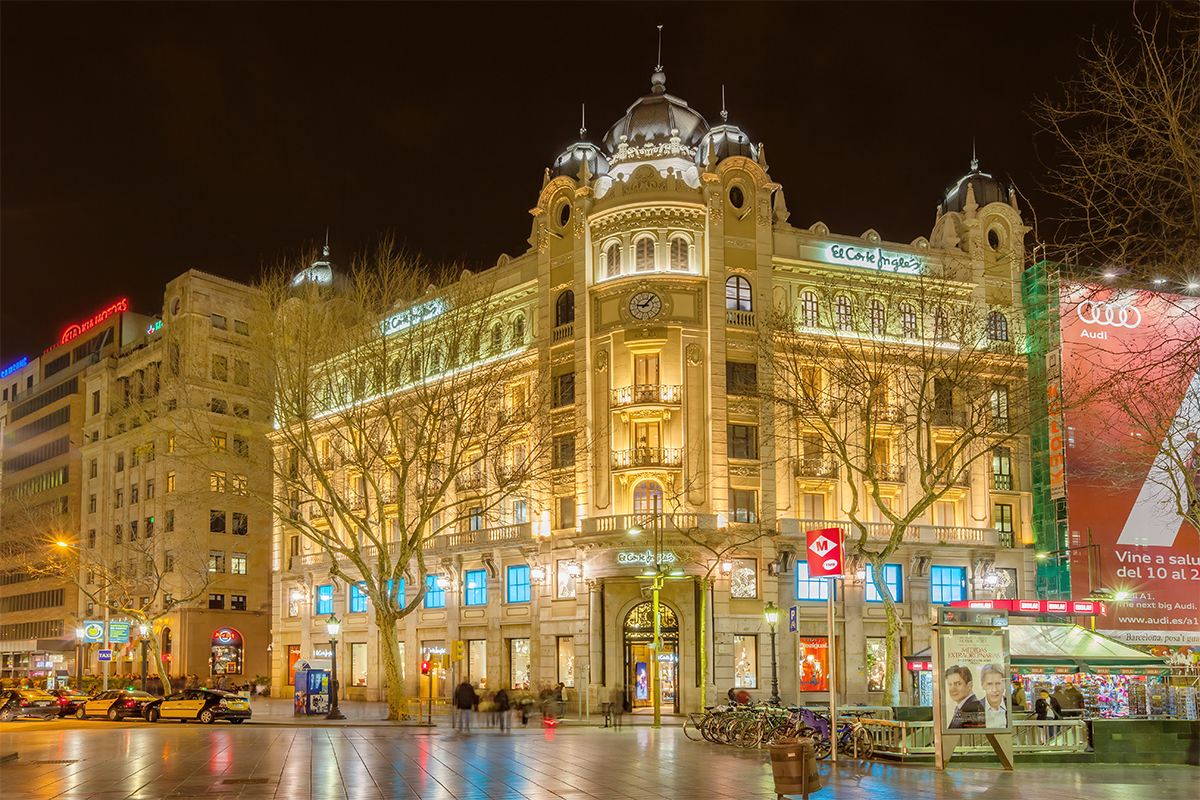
495,689,510,733
1035,689,1063,742
1010,678,1027,714
454,681,477,732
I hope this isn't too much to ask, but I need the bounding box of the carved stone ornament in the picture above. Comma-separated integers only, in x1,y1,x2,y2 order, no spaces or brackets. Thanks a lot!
729,465,760,478
590,207,705,240
708,194,723,227
551,351,574,366
550,254,573,268
627,164,667,194
756,199,771,228
724,236,755,250
537,228,550,253
910,551,932,578
686,343,704,366
594,350,609,373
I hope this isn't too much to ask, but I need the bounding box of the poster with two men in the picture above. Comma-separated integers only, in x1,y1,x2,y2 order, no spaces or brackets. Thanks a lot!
938,627,1012,733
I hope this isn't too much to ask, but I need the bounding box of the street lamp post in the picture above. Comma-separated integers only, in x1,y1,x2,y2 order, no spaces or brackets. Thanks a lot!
629,508,683,730
764,601,780,705
138,624,150,692
325,615,345,720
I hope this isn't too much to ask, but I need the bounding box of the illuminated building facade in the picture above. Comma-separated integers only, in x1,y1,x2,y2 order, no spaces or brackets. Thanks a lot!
273,69,1036,708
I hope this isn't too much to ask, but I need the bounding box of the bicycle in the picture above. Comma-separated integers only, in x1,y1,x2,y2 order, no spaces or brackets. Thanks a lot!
800,708,876,760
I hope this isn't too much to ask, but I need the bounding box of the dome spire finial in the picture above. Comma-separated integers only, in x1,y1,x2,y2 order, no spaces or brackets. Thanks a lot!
651,25,666,94
721,85,728,123
971,139,979,173
324,227,330,258
656,24,663,71
580,103,586,139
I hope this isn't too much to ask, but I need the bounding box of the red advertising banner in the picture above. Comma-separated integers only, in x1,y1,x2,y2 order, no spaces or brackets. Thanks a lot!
950,599,1106,616
797,637,829,692
1058,283,1200,634
806,527,844,578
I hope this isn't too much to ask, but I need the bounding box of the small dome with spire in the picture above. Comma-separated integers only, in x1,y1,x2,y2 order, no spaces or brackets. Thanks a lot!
943,156,1010,214
551,108,609,178
290,244,353,296
602,68,710,155
695,105,757,167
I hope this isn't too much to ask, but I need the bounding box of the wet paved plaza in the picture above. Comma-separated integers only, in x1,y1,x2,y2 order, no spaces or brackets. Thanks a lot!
1,723,1195,800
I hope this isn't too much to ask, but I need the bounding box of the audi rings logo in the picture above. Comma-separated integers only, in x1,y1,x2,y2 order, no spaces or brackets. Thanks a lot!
1077,300,1141,328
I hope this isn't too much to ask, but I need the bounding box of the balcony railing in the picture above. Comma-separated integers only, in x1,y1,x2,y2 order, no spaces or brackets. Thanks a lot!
871,462,906,482
870,404,906,423
794,457,839,479
581,513,715,536
455,474,486,492
935,472,971,488
990,473,1014,491
612,447,683,469
429,522,533,551
778,518,1002,547
552,323,574,343
726,309,756,328
610,384,682,408
931,409,967,428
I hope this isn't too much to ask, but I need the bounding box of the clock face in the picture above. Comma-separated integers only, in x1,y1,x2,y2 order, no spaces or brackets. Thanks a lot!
629,291,662,320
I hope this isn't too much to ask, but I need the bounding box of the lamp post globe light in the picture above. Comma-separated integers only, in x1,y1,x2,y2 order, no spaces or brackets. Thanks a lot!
325,614,345,720
764,600,781,705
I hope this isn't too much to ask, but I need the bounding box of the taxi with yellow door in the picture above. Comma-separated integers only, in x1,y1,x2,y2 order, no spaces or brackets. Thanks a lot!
143,688,251,724
74,689,157,720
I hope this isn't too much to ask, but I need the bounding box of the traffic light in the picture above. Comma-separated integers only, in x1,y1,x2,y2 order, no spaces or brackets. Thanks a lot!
420,660,431,675
451,640,465,662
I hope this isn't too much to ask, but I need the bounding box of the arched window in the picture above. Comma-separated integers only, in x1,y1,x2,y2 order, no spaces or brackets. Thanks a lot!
491,322,504,353
555,290,575,327
986,311,1009,341
868,299,886,336
512,315,525,344
726,276,753,312
669,238,689,271
633,480,663,514
800,291,819,327
635,238,655,272
835,296,854,331
900,304,917,338
605,243,622,278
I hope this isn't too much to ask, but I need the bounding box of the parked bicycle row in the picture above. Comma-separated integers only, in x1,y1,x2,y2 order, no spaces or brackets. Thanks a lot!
683,702,875,759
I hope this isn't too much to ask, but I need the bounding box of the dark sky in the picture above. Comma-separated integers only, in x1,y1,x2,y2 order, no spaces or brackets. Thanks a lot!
1,2,1135,366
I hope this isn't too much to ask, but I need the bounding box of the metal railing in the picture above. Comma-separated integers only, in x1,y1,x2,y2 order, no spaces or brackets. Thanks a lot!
552,323,574,343
932,409,967,428
612,447,683,469
859,717,1088,756
794,457,839,479
455,474,486,492
990,473,1014,491
778,518,999,546
726,309,756,327
610,384,682,407
871,462,906,482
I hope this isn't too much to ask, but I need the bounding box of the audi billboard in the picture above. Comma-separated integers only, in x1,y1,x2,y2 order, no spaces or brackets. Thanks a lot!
1057,282,1200,639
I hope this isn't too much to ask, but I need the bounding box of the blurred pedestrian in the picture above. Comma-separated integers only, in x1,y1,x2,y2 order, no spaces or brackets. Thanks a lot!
1010,678,1027,713
610,684,625,729
495,688,510,732
455,681,477,732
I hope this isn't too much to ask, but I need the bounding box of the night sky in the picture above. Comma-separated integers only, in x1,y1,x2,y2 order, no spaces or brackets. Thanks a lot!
1,2,1136,366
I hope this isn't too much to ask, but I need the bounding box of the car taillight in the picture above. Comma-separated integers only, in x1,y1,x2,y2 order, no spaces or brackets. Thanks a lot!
58,698,69,705
20,700,30,707
125,700,139,708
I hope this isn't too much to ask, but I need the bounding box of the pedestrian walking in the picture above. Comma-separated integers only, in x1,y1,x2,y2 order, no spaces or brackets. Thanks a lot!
1010,678,1027,714
185,673,199,690
495,688,510,732
455,681,477,732
1036,689,1063,743
610,684,625,729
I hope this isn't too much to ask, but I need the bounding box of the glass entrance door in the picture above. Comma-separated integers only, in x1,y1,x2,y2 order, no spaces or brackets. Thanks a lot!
622,601,680,714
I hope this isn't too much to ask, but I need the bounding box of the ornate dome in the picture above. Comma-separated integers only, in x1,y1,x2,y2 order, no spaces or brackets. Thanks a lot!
695,119,757,168
552,140,610,179
290,245,353,296
943,158,1010,214
602,68,709,154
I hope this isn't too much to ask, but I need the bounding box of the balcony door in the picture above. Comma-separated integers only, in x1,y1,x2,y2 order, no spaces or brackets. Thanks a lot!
634,354,659,386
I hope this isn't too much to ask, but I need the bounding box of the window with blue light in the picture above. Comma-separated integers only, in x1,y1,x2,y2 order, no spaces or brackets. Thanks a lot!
424,575,445,608
507,565,531,603
350,583,368,613
930,566,967,603
315,584,333,616
795,562,834,601
385,578,404,607
865,564,903,602
464,569,487,606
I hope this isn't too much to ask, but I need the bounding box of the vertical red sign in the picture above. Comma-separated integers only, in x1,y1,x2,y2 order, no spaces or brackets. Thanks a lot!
806,527,845,577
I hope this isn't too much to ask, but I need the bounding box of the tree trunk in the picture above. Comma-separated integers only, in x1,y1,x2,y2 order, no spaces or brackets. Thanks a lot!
869,557,902,707
145,626,172,692
697,576,709,710
376,609,408,720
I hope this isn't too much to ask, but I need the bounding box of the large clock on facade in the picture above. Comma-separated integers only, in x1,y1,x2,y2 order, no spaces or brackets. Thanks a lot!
628,291,662,320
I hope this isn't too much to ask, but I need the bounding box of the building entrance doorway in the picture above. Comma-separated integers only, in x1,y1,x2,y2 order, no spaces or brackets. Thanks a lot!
623,600,679,713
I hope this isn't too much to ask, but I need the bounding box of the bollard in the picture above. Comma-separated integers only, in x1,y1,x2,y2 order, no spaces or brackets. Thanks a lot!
769,736,822,799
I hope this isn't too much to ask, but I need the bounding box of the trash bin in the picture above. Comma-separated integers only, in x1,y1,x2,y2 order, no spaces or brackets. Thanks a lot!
769,736,822,799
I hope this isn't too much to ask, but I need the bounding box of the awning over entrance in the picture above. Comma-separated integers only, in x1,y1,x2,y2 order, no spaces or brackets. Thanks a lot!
906,623,1170,676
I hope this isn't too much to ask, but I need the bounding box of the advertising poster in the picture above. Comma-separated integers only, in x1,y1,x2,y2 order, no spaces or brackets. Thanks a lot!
937,628,1011,734
797,637,828,692
1058,284,1200,635
635,662,649,700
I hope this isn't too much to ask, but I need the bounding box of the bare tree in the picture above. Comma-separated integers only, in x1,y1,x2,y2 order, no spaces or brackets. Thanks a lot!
763,264,1036,705
255,242,554,720
1034,3,1199,282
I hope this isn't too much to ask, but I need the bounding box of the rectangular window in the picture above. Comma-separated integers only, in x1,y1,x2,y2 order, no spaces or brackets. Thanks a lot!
209,550,225,573
116,453,124,472
210,471,227,492
510,638,531,689
728,424,759,459
145,516,154,537
733,634,758,689
350,642,367,687
468,639,486,686
232,512,248,536
464,569,487,606
89,494,97,513
553,372,575,407
115,489,123,508
212,355,228,382
556,559,577,599
129,520,138,540
633,354,660,385
90,459,98,478
233,403,249,418
350,583,368,613
990,385,1010,430
553,434,575,468
231,553,247,575
210,510,226,533
92,390,101,415
726,361,757,393
468,506,483,531
211,313,226,330
210,397,227,414
512,499,528,524
730,557,758,598
233,359,249,387
316,584,333,616
557,636,575,687
507,565,531,603
557,496,576,529
287,644,301,684
991,446,1013,490
424,575,445,608
930,565,967,604
795,562,834,601
146,479,155,499
232,474,247,495
212,432,227,452
164,551,174,572
865,564,903,602
208,594,225,610
234,319,249,336
87,529,96,549
164,510,174,532
131,485,139,504
730,488,758,523
233,436,249,458
231,595,246,611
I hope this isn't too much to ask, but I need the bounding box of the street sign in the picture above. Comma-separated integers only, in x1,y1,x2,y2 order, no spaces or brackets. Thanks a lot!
788,605,798,633
98,650,112,662
108,622,130,643
806,527,845,577
82,621,105,643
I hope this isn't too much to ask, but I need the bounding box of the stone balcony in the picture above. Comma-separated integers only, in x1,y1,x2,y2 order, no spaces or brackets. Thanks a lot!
777,518,1001,547
610,384,682,408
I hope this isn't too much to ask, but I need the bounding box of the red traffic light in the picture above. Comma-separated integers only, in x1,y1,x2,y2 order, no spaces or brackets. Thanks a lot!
420,660,431,675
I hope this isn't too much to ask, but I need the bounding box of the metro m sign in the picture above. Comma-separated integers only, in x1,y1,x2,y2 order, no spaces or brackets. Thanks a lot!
806,527,845,578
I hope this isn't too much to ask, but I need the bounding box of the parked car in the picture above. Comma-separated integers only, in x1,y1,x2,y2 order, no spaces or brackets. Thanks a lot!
74,689,158,720
143,689,251,724
0,689,61,721
49,689,90,716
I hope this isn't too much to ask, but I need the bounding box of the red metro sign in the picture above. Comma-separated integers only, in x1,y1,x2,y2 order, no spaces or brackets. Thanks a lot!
806,527,845,578
56,298,129,347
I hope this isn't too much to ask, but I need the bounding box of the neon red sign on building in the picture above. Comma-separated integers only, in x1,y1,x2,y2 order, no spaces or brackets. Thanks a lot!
56,298,129,347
